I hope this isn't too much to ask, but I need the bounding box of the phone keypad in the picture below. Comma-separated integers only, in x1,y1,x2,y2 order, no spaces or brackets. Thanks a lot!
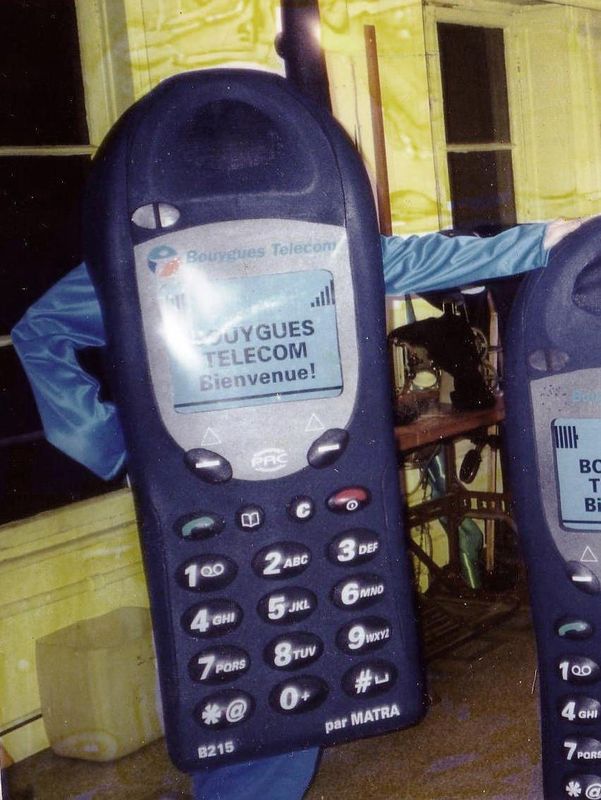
177,482,398,735
557,620,601,796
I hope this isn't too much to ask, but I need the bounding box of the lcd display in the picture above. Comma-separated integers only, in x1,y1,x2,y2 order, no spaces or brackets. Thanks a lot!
156,266,343,412
552,417,601,530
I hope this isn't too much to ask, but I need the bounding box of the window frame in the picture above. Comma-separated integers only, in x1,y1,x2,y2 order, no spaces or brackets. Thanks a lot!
423,0,520,230
0,0,135,522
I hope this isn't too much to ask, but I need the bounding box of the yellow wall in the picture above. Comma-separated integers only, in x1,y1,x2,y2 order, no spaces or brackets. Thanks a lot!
321,0,440,233
0,491,144,761
76,0,601,227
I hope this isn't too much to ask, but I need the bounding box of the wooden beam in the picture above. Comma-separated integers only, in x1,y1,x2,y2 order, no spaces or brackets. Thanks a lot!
364,25,393,236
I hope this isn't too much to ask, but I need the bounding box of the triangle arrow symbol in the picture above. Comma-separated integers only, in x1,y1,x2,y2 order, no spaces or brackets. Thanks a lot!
581,546,598,563
201,427,222,447
305,413,325,433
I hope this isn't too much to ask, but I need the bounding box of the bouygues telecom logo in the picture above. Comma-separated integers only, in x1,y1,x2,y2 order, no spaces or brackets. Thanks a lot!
148,245,182,278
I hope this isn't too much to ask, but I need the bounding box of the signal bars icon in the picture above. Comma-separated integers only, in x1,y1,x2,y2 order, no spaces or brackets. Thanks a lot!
310,279,336,308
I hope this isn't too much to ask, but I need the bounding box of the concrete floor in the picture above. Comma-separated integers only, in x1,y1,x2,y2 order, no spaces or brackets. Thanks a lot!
5,606,541,800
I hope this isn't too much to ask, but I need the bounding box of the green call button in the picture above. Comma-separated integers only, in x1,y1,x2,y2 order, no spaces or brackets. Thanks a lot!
179,512,225,540
556,619,593,640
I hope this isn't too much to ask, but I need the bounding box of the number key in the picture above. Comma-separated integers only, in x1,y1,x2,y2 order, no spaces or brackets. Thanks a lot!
328,529,380,566
558,656,601,685
252,542,311,580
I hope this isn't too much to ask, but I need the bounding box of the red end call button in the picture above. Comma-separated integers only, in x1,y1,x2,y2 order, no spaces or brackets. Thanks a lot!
327,486,371,514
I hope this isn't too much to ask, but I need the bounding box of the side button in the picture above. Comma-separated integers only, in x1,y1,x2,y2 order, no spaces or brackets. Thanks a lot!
307,429,349,468
567,562,601,594
185,449,233,484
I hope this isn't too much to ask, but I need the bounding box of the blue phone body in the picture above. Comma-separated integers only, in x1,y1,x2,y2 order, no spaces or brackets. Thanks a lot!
83,69,424,772
505,217,601,799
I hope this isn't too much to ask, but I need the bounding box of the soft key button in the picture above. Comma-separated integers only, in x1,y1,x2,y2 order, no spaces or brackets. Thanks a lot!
189,646,250,684
342,660,397,698
566,562,601,595
176,555,237,592
184,448,233,484
327,486,370,514
307,428,349,468
252,542,311,580
327,529,380,566
195,690,254,729
257,587,317,625
331,574,385,610
269,676,329,714
264,633,323,670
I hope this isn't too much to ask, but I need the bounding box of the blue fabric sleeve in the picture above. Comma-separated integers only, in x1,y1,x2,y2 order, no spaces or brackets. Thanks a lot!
11,263,126,480
10,222,550,483
192,749,320,799
381,222,549,295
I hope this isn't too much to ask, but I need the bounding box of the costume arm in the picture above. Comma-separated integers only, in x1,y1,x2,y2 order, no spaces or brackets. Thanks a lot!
381,222,549,295
11,263,126,480
7,221,559,480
